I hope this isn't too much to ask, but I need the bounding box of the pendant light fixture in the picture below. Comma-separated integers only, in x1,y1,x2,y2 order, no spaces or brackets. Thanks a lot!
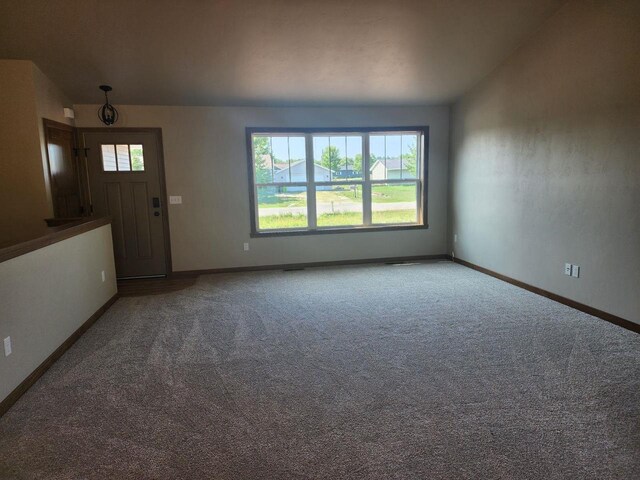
97,85,119,126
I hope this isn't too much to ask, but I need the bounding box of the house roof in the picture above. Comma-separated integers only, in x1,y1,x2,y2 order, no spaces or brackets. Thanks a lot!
259,154,288,170
275,159,409,174
275,160,332,174
371,158,406,171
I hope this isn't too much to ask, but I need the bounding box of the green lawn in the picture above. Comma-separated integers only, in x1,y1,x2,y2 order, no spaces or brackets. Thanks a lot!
259,213,308,229
317,188,361,204
259,209,416,230
371,184,416,203
257,189,306,208
371,208,417,224
317,211,362,227
257,184,415,209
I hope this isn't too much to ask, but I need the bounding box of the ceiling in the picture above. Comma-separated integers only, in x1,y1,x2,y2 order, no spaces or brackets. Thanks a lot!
0,0,566,106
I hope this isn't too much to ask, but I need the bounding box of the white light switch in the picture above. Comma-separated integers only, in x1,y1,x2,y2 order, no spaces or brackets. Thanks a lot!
169,196,182,204
101,270,106,282
571,265,580,278
4,336,11,357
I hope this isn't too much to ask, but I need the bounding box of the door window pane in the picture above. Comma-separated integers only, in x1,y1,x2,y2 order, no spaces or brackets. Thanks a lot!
101,145,117,171
316,184,363,227
371,183,418,224
130,145,145,171
116,144,131,171
257,186,308,230
101,144,145,172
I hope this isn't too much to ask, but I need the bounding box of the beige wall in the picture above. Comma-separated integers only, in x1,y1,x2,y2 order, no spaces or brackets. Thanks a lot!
0,60,74,243
0,225,117,403
450,0,640,324
0,60,49,242
74,105,450,271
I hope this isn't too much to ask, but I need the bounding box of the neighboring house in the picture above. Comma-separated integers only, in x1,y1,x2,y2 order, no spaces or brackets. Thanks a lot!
274,160,333,190
370,158,414,180
259,154,288,171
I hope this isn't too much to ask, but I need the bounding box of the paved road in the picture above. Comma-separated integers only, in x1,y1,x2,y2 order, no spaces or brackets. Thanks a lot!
259,201,415,217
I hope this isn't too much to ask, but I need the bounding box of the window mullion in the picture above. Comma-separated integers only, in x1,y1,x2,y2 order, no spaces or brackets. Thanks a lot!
305,133,317,229
128,144,134,171
363,134,372,226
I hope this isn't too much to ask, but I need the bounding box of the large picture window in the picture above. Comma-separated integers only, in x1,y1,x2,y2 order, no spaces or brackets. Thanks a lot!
247,127,428,236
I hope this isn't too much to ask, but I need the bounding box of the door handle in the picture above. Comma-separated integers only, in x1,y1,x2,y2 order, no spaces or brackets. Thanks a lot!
154,211,160,216
152,197,160,208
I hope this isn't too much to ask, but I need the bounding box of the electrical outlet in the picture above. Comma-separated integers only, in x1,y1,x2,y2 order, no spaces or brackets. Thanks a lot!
571,265,580,278
4,336,11,357
565,263,572,276
169,196,182,204
101,270,106,282
243,242,250,251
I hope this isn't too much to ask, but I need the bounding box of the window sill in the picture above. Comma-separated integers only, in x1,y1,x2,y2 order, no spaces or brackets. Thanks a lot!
250,224,429,238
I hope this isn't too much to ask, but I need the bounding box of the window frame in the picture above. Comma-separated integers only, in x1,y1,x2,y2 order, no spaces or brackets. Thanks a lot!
246,126,429,237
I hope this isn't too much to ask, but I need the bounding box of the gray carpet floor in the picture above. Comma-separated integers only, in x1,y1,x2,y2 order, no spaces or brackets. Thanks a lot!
1,261,639,479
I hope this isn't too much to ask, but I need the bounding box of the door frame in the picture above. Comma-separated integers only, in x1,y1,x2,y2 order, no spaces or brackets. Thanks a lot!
77,127,173,276
43,118,89,217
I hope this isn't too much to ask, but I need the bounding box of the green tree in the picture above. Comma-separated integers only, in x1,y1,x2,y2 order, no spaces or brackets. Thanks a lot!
352,153,362,173
130,147,144,171
321,145,343,172
253,136,274,183
402,143,417,176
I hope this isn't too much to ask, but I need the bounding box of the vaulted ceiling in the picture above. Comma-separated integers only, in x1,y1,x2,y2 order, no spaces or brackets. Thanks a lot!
0,0,566,106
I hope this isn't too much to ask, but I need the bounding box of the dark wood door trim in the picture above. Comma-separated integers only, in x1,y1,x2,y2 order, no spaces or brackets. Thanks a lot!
77,127,172,276
43,119,88,217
